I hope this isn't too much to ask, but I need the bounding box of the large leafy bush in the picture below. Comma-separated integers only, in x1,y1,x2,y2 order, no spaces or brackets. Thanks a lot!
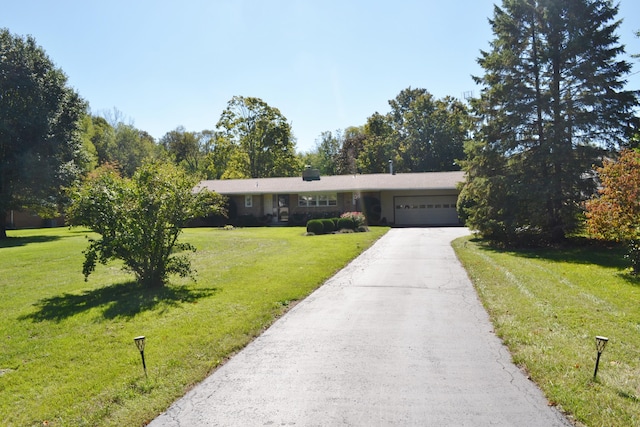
66,162,226,287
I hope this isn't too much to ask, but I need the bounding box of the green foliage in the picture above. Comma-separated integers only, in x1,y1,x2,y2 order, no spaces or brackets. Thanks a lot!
0,28,88,238
217,96,301,178
78,113,161,177
357,113,397,173
460,0,639,244
321,218,337,234
306,219,324,235
159,126,227,177
312,88,472,175
85,115,116,164
308,216,367,234
303,130,342,175
112,123,160,177
66,162,226,287
160,126,201,173
387,88,469,173
340,211,366,228
337,217,355,230
77,115,99,172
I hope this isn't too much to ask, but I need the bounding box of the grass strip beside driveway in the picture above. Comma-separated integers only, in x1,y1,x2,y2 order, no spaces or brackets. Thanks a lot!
0,226,388,427
453,236,640,427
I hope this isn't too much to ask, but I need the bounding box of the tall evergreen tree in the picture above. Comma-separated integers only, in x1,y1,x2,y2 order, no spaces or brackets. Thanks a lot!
459,0,639,243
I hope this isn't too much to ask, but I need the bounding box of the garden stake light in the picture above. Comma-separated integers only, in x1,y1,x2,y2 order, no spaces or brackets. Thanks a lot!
593,336,608,380
134,336,147,378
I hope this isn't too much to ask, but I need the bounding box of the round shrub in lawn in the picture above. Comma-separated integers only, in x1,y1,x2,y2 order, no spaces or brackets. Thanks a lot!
306,219,324,235
321,218,337,234
337,217,356,230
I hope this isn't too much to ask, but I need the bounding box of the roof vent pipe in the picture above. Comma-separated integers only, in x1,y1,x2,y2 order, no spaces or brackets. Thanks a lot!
389,159,395,175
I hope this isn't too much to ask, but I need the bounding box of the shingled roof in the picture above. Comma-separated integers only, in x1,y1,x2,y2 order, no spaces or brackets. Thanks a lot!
197,171,465,195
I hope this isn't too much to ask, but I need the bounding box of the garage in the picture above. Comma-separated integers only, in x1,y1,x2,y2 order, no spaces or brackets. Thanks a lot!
394,195,459,226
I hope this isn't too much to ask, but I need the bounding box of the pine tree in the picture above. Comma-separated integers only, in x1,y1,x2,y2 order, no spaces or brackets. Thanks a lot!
460,0,639,244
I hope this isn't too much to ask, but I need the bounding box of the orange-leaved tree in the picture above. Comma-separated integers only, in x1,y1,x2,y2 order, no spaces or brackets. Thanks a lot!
585,149,640,273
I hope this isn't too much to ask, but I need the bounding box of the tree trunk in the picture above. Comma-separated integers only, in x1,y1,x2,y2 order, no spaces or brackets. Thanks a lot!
0,212,7,239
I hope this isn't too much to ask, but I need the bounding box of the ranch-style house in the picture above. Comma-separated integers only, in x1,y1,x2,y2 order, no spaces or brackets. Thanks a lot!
196,170,465,227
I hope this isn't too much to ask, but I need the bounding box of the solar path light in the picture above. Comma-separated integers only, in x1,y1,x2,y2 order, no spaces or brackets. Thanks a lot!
134,336,147,378
593,336,608,380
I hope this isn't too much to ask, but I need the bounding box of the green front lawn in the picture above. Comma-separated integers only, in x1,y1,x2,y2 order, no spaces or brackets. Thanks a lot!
453,236,640,427
0,226,388,426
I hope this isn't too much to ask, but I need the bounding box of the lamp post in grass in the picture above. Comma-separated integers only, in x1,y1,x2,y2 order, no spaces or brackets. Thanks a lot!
134,336,147,378
593,336,608,380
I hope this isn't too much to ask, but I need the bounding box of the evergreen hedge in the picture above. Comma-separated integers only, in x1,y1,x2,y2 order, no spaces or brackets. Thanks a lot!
306,219,324,235
337,217,356,230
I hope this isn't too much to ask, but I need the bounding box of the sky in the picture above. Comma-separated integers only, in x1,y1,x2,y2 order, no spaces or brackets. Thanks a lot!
2,1,639,153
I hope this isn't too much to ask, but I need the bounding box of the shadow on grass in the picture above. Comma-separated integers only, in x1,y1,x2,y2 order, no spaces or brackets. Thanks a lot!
617,389,640,403
469,237,629,270
21,281,220,322
0,234,63,248
468,236,640,288
617,272,640,287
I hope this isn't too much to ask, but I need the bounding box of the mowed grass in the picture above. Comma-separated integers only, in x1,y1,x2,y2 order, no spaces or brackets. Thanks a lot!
453,236,640,427
0,226,388,427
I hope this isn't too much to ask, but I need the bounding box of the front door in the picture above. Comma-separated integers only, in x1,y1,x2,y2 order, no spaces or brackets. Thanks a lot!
277,195,289,222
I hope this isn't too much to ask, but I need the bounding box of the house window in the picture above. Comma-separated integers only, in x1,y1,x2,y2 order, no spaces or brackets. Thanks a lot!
298,195,313,207
298,193,337,207
245,195,253,208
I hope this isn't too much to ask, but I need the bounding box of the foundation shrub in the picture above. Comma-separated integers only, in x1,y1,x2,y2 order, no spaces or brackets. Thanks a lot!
340,212,366,227
306,219,324,235
337,217,356,230
321,218,337,234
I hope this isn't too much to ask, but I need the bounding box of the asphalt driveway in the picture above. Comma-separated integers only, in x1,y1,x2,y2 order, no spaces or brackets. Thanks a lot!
149,227,572,426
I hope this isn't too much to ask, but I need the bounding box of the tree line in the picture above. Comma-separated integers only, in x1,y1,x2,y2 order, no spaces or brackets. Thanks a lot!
301,89,470,175
78,88,471,182
2,0,640,256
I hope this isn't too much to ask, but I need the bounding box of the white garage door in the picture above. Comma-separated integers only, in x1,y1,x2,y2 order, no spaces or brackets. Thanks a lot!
394,195,459,226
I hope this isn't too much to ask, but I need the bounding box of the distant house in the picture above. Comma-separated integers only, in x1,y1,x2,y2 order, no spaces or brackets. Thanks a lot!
4,210,63,229
196,170,465,227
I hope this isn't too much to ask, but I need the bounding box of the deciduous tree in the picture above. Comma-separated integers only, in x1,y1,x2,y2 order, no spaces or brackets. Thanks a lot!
66,162,226,287
357,113,396,174
217,96,300,178
585,149,640,273
389,88,469,173
78,113,160,177
0,29,88,238
160,126,203,174
306,130,342,176
112,124,159,177
202,131,236,179
85,115,116,165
